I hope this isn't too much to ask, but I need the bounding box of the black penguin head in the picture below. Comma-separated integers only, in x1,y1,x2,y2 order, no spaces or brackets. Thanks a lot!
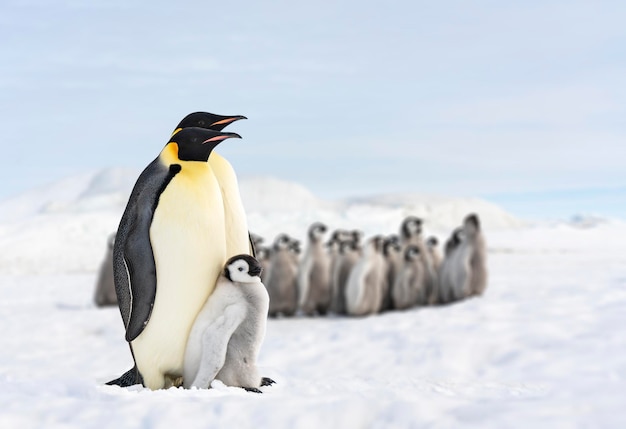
383,235,401,256
168,127,241,162
289,239,301,254
404,245,420,262
351,230,363,245
224,254,262,283
463,213,481,235
426,236,439,248
175,112,247,132
273,234,292,251
309,222,327,241
257,247,271,260
369,235,385,253
401,216,423,239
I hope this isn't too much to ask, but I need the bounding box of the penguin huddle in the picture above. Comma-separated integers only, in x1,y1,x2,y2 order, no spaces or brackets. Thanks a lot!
105,112,273,392
255,213,488,317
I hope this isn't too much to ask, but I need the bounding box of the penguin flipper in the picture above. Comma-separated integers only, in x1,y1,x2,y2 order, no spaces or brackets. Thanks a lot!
113,159,182,341
106,365,144,387
248,232,257,257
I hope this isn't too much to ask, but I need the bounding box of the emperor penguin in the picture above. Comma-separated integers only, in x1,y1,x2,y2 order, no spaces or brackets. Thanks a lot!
426,236,443,272
174,112,253,257
265,234,299,317
345,236,386,317
380,235,402,311
438,227,465,304
399,216,437,305
108,127,240,390
183,255,274,392
453,214,488,298
94,233,117,307
330,239,361,314
256,246,272,284
392,245,426,309
298,222,332,316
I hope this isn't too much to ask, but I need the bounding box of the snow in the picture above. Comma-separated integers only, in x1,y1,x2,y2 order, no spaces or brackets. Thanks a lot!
0,170,625,428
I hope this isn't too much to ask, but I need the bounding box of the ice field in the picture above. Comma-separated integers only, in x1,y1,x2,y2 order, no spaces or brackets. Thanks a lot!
0,170,624,428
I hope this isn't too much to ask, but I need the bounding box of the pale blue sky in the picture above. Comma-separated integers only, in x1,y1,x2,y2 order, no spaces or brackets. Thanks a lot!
1,0,625,218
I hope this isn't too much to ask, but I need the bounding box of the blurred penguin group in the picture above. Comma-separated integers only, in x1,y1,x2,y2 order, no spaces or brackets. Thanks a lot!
252,213,487,317
95,213,487,316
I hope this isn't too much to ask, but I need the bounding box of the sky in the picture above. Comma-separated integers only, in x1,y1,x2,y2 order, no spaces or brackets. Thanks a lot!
1,0,625,219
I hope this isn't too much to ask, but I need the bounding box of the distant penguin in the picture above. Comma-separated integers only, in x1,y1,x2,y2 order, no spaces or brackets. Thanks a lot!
438,227,465,303
183,255,273,392
249,233,265,249
94,233,117,307
453,214,488,298
392,245,426,309
345,236,386,316
173,112,253,257
265,234,299,317
298,223,331,316
256,246,272,284
399,216,437,305
381,235,402,311
288,238,302,263
426,236,442,272
108,127,240,390
330,239,361,314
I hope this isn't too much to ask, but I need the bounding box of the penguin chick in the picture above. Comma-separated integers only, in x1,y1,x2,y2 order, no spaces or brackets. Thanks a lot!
381,235,402,311
345,236,386,316
392,245,426,309
330,240,361,314
399,216,437,305
298,222,331,316
399,216,423,246
256,246,272,284
438,227,465,304
183,255,270,392
454,214,488,298
426,236,442,272
94,233,117,307
265,234,299,317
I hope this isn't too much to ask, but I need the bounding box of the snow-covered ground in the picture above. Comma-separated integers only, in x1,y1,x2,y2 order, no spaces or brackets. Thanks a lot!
0,170,625,428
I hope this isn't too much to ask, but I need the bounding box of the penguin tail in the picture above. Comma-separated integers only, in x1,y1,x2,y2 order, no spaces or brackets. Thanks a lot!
106,365,143,387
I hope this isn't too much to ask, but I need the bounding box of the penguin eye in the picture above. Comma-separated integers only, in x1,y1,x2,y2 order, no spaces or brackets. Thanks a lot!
238,267,244,272
198,120,206,126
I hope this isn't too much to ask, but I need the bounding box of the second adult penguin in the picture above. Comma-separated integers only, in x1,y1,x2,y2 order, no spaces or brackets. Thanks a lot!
298,222,332,316
174,112,252,257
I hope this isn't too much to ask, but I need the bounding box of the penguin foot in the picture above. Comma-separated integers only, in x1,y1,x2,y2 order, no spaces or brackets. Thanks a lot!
261,377,276,387
243,386,263,394
106,365,143,387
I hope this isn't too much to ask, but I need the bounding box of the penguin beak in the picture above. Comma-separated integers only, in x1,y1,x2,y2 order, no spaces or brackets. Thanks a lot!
202,132,242,144
249,266,262,277
210,115,247,127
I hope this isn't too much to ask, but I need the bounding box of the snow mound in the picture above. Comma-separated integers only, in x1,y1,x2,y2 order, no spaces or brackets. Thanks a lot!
239,176,331,212
0,168,526,275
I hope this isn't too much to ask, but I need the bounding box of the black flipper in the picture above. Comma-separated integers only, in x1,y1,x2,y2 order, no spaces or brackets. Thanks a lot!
248,232,257,258
106,365,144,387
112,159,182,342
261,377,276,386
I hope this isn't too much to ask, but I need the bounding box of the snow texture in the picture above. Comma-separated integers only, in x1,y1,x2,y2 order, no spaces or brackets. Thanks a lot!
0,170,624,428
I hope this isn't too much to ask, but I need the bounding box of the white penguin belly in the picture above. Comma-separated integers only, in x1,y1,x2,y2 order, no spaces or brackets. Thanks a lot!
131,167,227,390
209,153,250,257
